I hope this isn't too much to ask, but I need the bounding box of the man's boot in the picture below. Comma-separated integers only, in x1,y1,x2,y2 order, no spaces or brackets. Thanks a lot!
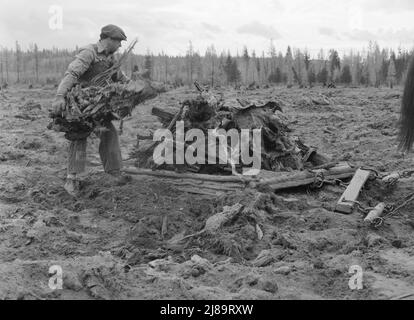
106,170,132,185
64,175,81,196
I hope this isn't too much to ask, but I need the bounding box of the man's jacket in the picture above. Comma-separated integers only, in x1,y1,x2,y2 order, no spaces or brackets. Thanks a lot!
56,41,127,97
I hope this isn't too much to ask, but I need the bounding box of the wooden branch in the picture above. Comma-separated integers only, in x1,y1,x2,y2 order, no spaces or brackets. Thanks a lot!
176,187,223,196
138,104,184,156
166,104,184,131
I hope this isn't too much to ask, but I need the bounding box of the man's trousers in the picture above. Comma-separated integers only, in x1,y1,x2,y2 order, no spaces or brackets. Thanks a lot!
67,122,122,176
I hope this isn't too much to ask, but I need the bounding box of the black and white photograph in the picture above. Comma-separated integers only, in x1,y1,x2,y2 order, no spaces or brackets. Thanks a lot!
0,0,414,304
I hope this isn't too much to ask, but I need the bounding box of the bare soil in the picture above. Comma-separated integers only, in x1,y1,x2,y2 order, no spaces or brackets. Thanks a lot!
0,85,413,300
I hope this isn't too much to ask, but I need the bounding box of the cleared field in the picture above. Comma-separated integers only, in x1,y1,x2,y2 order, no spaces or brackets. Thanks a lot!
0,85,413,300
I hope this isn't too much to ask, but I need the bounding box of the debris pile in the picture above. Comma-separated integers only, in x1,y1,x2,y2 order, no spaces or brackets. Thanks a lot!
48,80,164,140
132,83,328,174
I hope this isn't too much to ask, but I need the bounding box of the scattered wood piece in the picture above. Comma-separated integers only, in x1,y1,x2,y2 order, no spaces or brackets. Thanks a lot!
176,187,221,196
161,215,168,240
256,224,264,240
391,292,414,300
311,161,339,170
136,134,153,140
302,147,316,163
167,203,244,245
172,180,244,190
364,203,385,224
382,172,401,185
204,203,244,232
252,250,274,267
335,169,372,214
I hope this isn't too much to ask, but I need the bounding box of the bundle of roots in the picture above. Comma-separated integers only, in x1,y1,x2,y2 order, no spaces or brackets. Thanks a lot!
48,80,164,140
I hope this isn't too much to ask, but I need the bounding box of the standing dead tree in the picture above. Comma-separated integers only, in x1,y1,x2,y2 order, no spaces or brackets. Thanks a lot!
387,56,396,89
34,43,39,83
15,41,21,83
243,46,250,85
0,49,3,84
186,41,194,86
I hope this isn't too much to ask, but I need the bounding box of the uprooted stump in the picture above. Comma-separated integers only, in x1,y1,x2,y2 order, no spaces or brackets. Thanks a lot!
163,191,281,261
167,203,244,245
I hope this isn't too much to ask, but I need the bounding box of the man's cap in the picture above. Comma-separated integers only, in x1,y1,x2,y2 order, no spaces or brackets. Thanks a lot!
100,24,127,41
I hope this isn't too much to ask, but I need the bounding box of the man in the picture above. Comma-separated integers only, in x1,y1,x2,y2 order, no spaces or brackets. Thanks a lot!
52,24,130,196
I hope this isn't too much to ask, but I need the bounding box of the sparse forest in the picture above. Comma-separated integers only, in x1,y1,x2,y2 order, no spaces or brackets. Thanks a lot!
0,40,412,88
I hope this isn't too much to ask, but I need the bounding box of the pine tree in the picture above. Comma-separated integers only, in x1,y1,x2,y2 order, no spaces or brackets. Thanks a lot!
317,62,328,84
251,50,257,83
143,51,153,80
193,52,203,81
308,66,316,87
205,45,217,87
268,67,282,83
223,54,240,85
262,51,268,84
340,65,352,84
293,49,304,87
387,56,396,88
304,51,311,71
328,49,340,83
285,46,294,87
269,39,277,75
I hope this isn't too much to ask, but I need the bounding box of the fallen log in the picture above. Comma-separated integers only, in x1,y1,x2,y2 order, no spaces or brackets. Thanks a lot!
123,167,253,183
124,163,355,194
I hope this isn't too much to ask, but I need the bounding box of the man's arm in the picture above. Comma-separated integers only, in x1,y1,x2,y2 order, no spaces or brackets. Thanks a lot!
56,47,96,97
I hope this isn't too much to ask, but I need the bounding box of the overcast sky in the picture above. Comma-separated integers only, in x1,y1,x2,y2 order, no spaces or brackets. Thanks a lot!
1,0,414,57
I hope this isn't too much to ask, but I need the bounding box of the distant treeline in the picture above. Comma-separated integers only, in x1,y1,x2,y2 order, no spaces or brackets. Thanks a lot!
0,40,412,88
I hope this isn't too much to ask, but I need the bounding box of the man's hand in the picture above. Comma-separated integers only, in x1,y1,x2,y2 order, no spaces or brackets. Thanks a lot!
51,96,66,116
